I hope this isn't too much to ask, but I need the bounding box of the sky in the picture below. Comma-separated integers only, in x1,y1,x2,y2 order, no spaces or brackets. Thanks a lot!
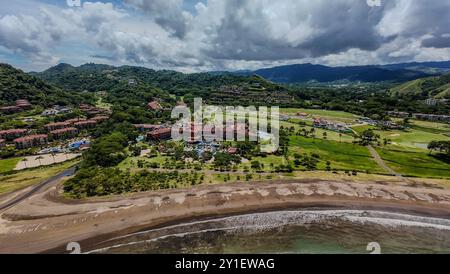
0,0,449,72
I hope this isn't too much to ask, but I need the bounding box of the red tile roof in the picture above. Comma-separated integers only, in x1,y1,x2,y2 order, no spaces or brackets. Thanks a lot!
147,101,162,110
14,134,48,143
0,129,28,135
50,127,78,134
45,122,71,128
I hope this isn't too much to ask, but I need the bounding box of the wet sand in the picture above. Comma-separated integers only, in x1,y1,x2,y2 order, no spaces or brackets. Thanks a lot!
1,178,450,254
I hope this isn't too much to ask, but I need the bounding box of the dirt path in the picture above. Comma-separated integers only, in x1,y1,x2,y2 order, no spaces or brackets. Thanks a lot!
368,145,407,180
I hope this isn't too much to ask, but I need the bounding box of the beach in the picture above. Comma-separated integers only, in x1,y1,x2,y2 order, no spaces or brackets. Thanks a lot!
1,176,450,254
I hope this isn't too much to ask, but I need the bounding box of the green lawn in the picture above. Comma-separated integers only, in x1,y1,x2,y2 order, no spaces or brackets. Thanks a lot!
289,136,385,173
0,159,79,194
281,108,361,122
242,155,288,172
0,157,22,173
376,148,450,179
118,154,171,169
282,121,356,143
375,128,450,150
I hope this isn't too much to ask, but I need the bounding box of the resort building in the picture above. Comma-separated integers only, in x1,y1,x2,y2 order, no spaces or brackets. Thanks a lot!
50,127,78,139
387,111,410,118
147,101,162,111
147,128,172,141
16,99,32,110
65,118,87,124
14,134,48,149
0,106,20,113
413,113,450,123
134,124,162,132
0,129,28,140
79,104,108,116
91,116,109,123
45,122,71,131
0,99,32,113
74,120,97,129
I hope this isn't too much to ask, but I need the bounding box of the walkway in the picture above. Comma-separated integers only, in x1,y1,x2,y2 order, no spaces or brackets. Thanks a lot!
367,145,407,181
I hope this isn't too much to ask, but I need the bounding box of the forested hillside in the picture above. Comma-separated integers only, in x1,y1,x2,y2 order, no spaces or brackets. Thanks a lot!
0,63,93,107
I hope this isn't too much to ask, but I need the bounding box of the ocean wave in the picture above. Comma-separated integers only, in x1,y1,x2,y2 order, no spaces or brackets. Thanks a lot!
88,209,450,254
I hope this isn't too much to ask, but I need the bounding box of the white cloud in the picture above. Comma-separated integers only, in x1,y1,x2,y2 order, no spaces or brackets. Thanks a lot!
0,0,449,72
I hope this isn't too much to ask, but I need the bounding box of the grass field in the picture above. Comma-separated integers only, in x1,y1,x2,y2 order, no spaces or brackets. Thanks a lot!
289,136,385,173
281,108,361,123
376,128,449,150
282,121,356,143
0,159,80,194
0,157,22,173
118,154,171,169
376,148,450,179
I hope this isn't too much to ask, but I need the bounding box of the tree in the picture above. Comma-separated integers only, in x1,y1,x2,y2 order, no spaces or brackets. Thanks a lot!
35,156,44,166
50,152,56,164
251,160,262,171
359,129,380,146
21,158,28,169
322,132,327,140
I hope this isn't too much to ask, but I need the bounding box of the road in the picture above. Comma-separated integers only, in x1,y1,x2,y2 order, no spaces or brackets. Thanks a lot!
0,167,76,213
367,145,407,180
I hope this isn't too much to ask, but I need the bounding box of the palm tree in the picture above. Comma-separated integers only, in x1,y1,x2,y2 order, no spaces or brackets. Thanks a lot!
50,152,56,164
21,158,28,169
35,156,44,166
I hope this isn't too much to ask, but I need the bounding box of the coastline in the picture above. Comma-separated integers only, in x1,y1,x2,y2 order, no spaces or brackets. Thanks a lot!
1,178,450,254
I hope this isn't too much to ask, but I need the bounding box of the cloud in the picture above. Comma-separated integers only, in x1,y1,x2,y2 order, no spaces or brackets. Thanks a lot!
123,0,190,38
0,0,449,72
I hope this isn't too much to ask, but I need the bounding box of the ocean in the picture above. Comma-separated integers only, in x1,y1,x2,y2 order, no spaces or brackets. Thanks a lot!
88,210,450,254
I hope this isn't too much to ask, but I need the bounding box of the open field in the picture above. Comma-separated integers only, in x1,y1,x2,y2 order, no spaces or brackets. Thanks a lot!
281,108,361,123
289,136,385,173
376,148,450,179
376,128,449,150
0,159,80,194
118,154,171,169
0,158,22,174
282,121,356,143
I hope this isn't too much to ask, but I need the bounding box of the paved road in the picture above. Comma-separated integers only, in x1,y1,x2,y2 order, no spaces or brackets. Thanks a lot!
367,145,406,180
0,167,76,213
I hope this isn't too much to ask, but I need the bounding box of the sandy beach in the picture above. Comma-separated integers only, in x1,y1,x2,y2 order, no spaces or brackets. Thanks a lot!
1,175,450,254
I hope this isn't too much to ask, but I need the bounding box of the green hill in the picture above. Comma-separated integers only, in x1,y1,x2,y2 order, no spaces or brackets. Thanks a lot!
0,63,94,107
32,63,291,106
390,73,450,99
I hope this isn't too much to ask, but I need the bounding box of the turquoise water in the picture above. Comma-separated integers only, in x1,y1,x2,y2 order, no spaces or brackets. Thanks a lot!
89,210,450,254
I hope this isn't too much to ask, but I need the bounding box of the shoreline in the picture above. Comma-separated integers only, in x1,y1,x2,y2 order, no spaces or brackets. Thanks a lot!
72,200,450,254
1,178,450,254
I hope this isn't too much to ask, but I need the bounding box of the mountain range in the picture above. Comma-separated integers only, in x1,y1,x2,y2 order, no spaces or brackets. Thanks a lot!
240,61,450,84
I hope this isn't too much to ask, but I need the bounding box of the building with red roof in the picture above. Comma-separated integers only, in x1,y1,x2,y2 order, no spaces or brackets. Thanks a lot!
45,122,71,131
134,124,161,132
65,118,87,124
14,134,48,149
0,129,28,140
91,115,109,122
147,128,172,140
147,101,162,111
74,120,97,129
50,127,78,139
16,99,32,109
0,106,20,113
